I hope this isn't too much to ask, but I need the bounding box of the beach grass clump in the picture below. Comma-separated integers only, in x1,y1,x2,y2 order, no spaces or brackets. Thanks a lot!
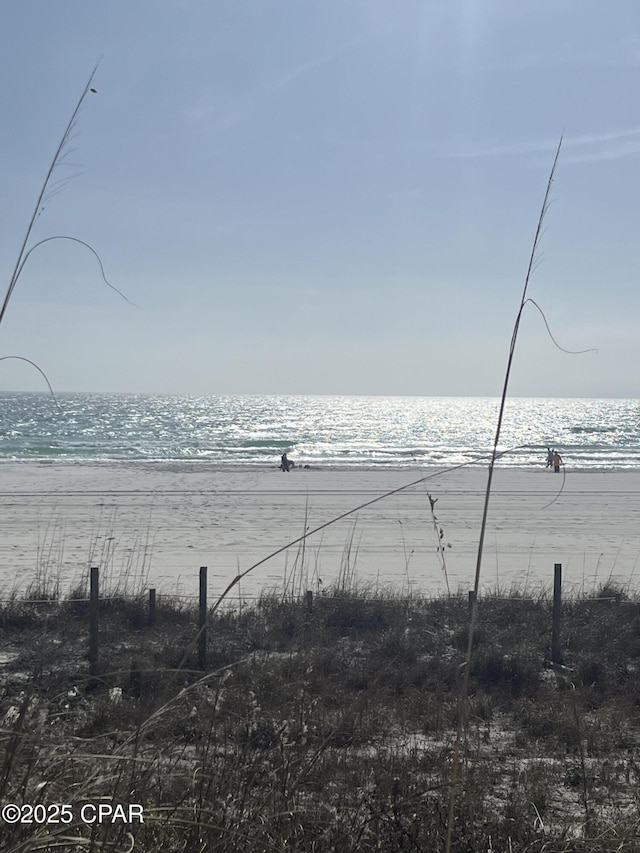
471,648,542,698
2,586,640,850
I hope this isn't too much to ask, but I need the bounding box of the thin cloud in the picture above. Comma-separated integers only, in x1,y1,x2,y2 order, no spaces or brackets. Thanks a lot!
266,34,368,95
193,33,372,139
487,36,640,73
444,128,640,162
562,142,640,164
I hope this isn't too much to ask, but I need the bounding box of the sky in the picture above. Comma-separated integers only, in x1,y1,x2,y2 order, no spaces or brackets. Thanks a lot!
1,1,639,396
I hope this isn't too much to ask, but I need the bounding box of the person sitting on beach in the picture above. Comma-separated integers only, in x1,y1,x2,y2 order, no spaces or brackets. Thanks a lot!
552,451,562,473
280,452,291,472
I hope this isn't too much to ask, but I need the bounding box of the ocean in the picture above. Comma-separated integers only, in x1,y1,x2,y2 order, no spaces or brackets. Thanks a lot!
0,393,638,470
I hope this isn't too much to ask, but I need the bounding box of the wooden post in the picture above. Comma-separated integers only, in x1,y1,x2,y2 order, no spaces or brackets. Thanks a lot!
89,566,99,682
148,588,156,627
129,660,142,698
198,567,207,671
306,590,313,614
552,563,562,665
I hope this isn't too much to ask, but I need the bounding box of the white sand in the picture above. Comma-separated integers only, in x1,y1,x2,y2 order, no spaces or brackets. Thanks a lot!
0,462,638,603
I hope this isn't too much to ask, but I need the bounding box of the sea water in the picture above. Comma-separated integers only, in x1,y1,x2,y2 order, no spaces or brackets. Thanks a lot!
0,393,638,470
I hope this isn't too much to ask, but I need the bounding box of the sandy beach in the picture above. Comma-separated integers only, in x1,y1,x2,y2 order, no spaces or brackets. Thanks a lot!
0,462,638,602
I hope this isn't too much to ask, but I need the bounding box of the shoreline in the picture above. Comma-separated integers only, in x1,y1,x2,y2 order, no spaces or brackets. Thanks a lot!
2,457,640,473
0,461,638,600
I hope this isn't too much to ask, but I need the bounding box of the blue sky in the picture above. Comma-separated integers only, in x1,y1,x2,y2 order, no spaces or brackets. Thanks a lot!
1,1,639,395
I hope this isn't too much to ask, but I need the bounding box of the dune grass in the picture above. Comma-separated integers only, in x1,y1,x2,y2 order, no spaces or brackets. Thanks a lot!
1,582,640,852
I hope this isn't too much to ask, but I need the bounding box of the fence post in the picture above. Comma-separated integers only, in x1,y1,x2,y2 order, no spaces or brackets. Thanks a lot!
468,590,476,612
148,588,156,627
552,563,562,665
89,566,99,682
198,567,207,671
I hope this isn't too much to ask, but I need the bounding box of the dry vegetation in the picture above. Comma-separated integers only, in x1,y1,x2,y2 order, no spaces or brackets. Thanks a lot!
1,581,640,852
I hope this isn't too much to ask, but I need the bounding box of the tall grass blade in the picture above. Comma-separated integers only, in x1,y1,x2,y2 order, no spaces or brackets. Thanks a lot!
0,67,99,330
444,136,563,853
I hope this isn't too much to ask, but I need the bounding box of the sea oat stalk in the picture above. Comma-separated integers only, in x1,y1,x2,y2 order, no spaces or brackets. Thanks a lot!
444,137,564,853
0,67,130,394
1,69,99,329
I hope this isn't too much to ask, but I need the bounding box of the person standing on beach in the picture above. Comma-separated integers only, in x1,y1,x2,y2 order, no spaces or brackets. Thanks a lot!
546,447,554,468
552,450,562,473
280,452,291,472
